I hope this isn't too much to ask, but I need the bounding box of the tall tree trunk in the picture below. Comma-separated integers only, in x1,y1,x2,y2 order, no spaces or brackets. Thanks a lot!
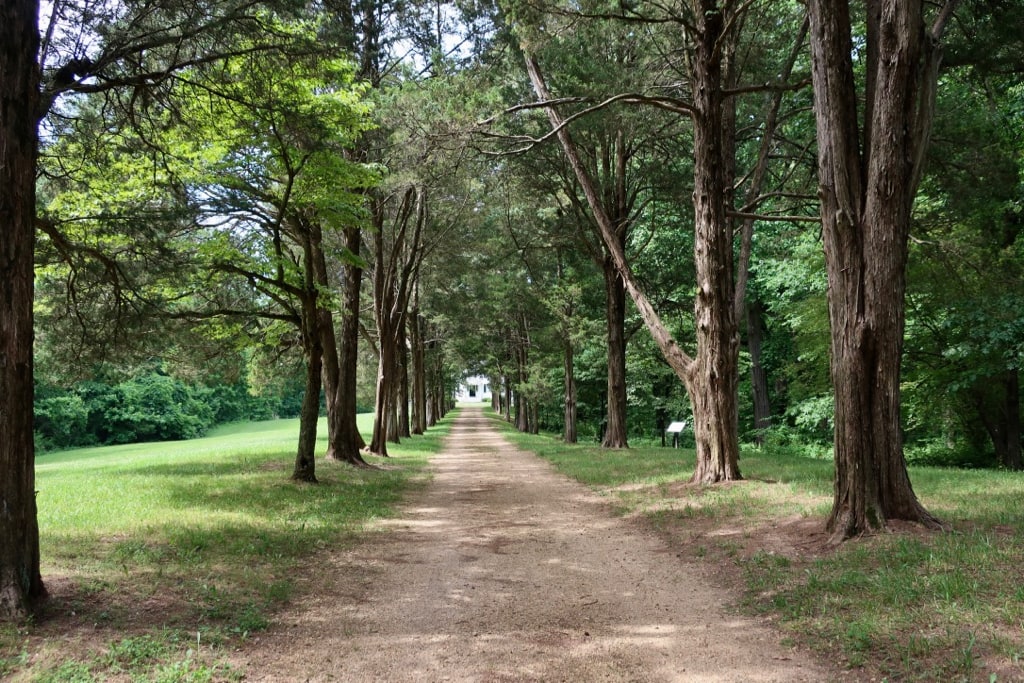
410,305,426,435
503,376,512,421
730,22,807,450
747,299,772,444
427,348,439,428
328,225,368,463
563,334,577,444
387,358,401,443
807,0,954,540
370,342,394,456
293,230,324,483
369,187,423,454
311,221,367,466
293,320,321,483
602,259,629,448
0,0,46,619
397,317,411,439
514,335,530,433
514,389,528,432
687,4,741,483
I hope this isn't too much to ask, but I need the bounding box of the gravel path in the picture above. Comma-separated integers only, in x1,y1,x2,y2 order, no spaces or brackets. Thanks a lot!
231,406,835,682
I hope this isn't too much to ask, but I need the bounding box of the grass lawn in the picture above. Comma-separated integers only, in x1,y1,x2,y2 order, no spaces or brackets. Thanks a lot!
494,412,1024,683
1,411,452,682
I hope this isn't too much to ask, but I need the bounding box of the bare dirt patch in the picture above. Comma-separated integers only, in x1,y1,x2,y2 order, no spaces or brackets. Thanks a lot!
228,407,847,682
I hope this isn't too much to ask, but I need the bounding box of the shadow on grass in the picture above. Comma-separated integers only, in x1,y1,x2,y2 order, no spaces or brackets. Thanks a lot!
16,419,454,681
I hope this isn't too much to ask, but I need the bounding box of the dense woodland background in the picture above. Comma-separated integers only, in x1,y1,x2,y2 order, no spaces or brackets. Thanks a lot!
2,0,1023,618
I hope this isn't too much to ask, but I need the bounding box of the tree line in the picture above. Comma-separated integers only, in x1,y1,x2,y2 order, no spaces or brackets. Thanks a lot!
2,0,1022,620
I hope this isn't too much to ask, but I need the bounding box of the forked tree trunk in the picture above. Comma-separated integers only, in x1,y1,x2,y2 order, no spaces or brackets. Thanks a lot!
524,23,742,482
0,0,46,619
312,223,367,466
807,0,955,540
369,187,423,455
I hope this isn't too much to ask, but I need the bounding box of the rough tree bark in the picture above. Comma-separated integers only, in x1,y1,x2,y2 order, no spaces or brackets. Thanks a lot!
292,231,322,482
686,4,741,483
293,318,322,483
0,0,46,619
806,0,956,540
602,256,629,448
335,225,370,459
311,219,368,466
563,341,577,443
410,296,427,435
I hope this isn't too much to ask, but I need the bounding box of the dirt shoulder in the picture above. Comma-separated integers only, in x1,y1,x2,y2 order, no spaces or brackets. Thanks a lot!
230,406,842,682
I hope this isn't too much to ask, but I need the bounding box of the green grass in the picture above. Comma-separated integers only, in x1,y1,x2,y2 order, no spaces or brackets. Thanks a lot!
4,411,453,682
493,412,1024,682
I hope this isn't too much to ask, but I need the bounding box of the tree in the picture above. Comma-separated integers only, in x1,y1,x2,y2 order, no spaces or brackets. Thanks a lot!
0,0,46,620
513,1,763,481
805,0,959,540
367,186,426,455
4,0,312,617
175,51,376,477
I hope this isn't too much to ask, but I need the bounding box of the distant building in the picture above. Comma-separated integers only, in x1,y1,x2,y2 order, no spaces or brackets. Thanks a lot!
456,375,492,403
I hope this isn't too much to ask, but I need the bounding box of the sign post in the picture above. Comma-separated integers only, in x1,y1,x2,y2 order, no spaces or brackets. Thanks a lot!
665,421,687,448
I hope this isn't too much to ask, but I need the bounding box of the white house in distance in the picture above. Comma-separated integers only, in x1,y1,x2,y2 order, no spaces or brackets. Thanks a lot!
456,375,492,403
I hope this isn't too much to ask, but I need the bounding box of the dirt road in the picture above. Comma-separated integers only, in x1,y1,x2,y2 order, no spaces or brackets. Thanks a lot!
232,406,835,681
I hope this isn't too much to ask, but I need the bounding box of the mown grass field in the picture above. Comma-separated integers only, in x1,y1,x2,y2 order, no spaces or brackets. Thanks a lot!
1,412,451,682
494,412,1024,683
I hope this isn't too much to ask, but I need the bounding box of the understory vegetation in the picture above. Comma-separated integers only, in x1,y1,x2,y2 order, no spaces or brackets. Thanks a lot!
0,413,448,681
495,413,1024,682
33,372,311,452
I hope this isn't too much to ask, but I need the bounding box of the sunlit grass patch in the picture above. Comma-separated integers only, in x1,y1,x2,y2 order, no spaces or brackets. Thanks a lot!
9,411,452,681
495,410,1024,681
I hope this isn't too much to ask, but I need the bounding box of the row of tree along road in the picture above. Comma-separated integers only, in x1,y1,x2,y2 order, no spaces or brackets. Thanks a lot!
3,0,1022,620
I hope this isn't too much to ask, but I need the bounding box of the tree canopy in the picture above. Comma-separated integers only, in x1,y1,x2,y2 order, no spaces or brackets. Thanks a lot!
2,0,1022,619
